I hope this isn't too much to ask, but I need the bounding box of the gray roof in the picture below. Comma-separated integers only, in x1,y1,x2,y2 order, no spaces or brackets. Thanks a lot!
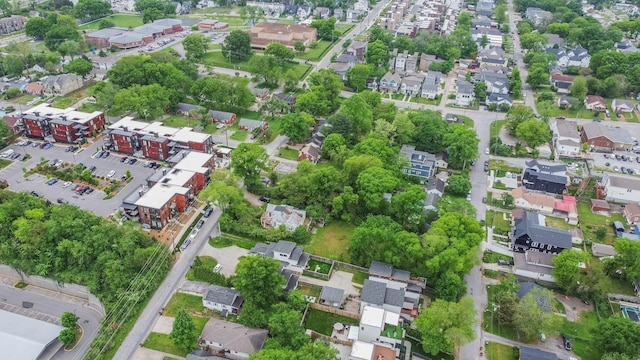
209,110,234,121
204,285,244,308
320,286,344,303
525,160,566,175
427,178,446,194
607,175,640,192
109,33,144,44
134,23,166,36
609,127,634,144
200,319,268,355
369,261,393,277
273,240,296,255
186,350,226,360
87,27,126,39
0,310,64,360
384,287,405,307
555,119,578,139
361,279,387,305
487,93,512,104
519,346,559,360
392,269,411,281
422,82,439,92
514,211,572,249
336,54,359,64
457,80,473,94
238,118,264,130
178,102,203,113
592,243,616,257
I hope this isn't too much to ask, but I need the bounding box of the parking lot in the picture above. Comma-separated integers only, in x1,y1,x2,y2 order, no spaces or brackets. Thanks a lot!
593,151,640,175
0,138,159,217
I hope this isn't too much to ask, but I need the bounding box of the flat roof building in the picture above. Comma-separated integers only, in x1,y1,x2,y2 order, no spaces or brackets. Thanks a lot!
0,310,64,360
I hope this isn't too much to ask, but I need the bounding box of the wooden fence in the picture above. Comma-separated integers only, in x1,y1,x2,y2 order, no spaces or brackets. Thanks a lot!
302,269,330,280
308,330,353,346
309,302,360,319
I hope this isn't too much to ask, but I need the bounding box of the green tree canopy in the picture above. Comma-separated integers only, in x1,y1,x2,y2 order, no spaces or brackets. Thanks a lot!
280,112,315,143
414,297,476,357
170,309,197,352
515,119,552,147
64,58,93,77
182,33,210,61
231,143,268,181
593,316,640,357
443,125,479,169
222,30,252,61
233,256,285,309
446,174,472,196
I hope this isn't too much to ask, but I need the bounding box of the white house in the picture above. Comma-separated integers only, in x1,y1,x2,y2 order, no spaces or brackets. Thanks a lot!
511,187,555,214
550,118,580,156
603,174,640,203
260,204,306,231
199,319,268,360
400,75,423,96
358,306,403,345
455,80,475,106
202,285,244,315
250,240,310,272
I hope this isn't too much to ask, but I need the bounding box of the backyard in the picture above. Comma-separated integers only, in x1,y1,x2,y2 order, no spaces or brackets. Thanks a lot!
230,130,248,141
485,342,518,360
577,201,624,244
307,259,332,274
305,221,356,261
164,292,205,317
489,210,511,236
143,316,209,357
163,115,201,129
559,312,600,360
277,147,299,161
186,256,218,282
209,234,259,250
80,14,145,30
304,308,358,336
543,216,574,231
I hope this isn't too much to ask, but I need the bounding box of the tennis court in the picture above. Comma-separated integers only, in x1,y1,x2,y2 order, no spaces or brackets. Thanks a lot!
621,303,640,323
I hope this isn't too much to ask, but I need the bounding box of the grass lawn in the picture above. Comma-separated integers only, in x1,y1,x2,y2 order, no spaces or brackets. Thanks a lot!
491,119,508,138
607,98,639,123
14,94,37,105
186,256,218,282
230,130,248,141
209,234,259,250
298,40,333,61
0,159,11,169
577,201,624,244
483,250,513,264
202,52,312,80
164,292,205,317
458,115,474,128
50,97,77,109
80,14,144,30
144,333,188,357
490,211,511,235
298,284,322,298
336,266,367,285
544,216,574,231
411,95,442,106
78,103,101,113
163,115,199,128
489,160,522,173
305,221,356,260
307,259,332,274
237,110,262,120
277,147,299,161
559,312,601,360
484,285,519,341
486,342,519,360
304,308,358,335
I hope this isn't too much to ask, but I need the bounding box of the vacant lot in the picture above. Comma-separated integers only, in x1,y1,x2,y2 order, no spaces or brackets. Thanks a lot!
305,221,356,260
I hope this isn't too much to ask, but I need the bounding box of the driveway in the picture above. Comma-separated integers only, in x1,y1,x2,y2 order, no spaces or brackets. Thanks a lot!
300,270,361,296
556,294,592,322
198,244,249,277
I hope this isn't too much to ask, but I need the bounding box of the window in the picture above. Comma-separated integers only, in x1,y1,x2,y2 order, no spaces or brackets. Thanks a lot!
531,242,539,247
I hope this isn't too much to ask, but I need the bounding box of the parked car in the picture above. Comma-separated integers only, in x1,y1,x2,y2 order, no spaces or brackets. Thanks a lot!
30,190,43,197
89,166,97,172
129,158,137,165
43,143,53,150
259,196,270,203
47,178,58,186
120,157,128,163
107,170,116,178
195,219,205,229
101,151,110,158
213,264,222,273
562,336,572,351
83,187,94,194
180,238,191,251
32,142,40,147
203,206,214,217
62,181,72,188
96,151,104,158
56,198,68,204
189,228,199,240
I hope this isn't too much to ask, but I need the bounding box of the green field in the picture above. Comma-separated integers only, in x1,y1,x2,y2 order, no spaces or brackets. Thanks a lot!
305,221,356,261
50,97,77,109
163,115,200,128
298,40,333,61
78,103,101,113
230,130,248,141
559,312,601,360
490,119,507,137
486,343,519,360
209,234,259,250
304,309,358,335
164,292,205,317
201,52,312,80
277,147,299,160
80,15,145,30
577,201,624,244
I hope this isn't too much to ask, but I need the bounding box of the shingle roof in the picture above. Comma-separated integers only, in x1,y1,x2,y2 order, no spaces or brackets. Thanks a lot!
320,286,344,303
200,319,268,355
519,346,559,360
204,285,243,307
592,243,616,257
369,261,393,277
517,282,551,313
273,240,296,255
555,119,578,139
607,175,640,191
238,118,264,130
514,211,572,249
361,279,387,305
384,288,405,307
525,160,567,175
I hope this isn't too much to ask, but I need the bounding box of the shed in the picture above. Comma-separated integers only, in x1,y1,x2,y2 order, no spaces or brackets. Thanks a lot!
319,286,344,307
589,198,610,214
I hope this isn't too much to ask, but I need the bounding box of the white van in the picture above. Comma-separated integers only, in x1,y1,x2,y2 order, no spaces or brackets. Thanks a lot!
1,149,15,158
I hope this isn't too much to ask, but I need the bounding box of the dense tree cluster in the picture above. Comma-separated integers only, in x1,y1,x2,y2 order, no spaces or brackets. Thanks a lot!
72,0,112,20
25,13,83,51
134,0,176,23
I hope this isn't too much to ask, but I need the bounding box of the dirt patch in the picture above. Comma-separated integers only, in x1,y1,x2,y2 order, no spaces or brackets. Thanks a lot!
556,294,592,322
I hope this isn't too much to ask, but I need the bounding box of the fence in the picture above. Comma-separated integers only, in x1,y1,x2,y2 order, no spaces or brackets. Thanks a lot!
333,260,369,273
309,302,360,319
0,265,105,316
302,269,330,280
308,330,354,346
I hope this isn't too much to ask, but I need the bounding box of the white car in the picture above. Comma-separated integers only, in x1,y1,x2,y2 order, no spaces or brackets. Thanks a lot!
107,170,116,178
189,228,199,240
213,264,222,273
485,148,490,155
62,181,72,188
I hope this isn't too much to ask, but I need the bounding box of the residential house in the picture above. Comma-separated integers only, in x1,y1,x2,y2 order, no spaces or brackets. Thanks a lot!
567,46,590,68
315,7,330,18
512,211,572,254
329,62,353,82
298,143,320,163
455,80,475,107
333,8,344,20
517,282,551,312
42,75,83,96
360,279,405,315
545,33,564,48
550,119,580,156
260,205,307,232
581,122,634,151
522,160,568,195
613,99,635,113
379,72,401,93
319,286,344,308
477,71,510,95
624,203,640,225
525,7,552,26
569,228,583,244
584,95,607,112
550,73,574,94
2,115,22,135
209,110,236,125
394,50,409,72
511,187,555,214
476,0,494,16
186,349,226,360
546,47,569,68
400,76,423,96
589,198,610,214
615,39,639,54
425,177,445,212
513,249,556,283
25,82,44,96
592,243,616,258
366,77,379,90
345,41,368,62
177,103,203,117
273,93,296,111
470,27,503,47
405,52,420,73
558,95,577,108
419,54,436,71
603,174,640,203
420,71,442,99
250,87,269,100
486,93,513,108
400,145,436,180
198,319,268,360
519,346,559,360
250,240,309,274
349,341,397,360
248,22,316,50
238,118,267,132
363,261,424,320
346,9,365,22
202,285,244,315
358,306,403,346
0,15,26,35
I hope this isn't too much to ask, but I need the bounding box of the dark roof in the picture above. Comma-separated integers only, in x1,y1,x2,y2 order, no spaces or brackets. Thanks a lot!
519,346,559,360
320,286,344,303
186,350,226,360
525,160,566,174
204,285,243,307
517,282,551,312
369,261,394,277
178,102,202,113
274,93,295,104
209,110,234,120
514,211,572,249
524,168,567,186
361,279,387,305
392,269,411,281
273,240,296,255
427,178,446,194
384,288,405,307
336,54,359,64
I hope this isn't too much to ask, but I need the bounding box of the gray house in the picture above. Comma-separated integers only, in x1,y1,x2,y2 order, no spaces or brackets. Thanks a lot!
400,145,436,180
202,285,244,315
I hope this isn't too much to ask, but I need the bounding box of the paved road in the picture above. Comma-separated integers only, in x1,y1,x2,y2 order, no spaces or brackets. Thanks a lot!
507,0,537,112
0,282,102,360
114,206,223,360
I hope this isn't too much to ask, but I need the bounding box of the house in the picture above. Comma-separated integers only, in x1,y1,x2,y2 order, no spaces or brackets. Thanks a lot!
238,118,267,132
298,143,320,163
199,319,268,360
522,160,568,195
455,80,475,106
589,198,610,214
400,76,423,96
0,15,26,35
567,47,590,68
329,62,353,82
624,203,640,225
550,73,574,94
315,6,330,18
42,75,83,96
177,103,204,117
319,286,344,308
517,282,551,312
604,174,640,203
512,211,572,254
476,0,494,16
584,95,607,112
424,178,445,212
400,145,436,180
420,71,442,99
550,119,580,156
592,243,617,258
546,47,569,68
364,261,424,318
358,306,403,345
360,279,404,314
25,82,44,96
419,54,436,71
513,250,556,283
557,95,577,108
525,7,552,26
273,93,296,111
569,228,583,244
250,240,309,272
2,115,22,135
186,349,226,360
345,41,368,62
248,22,316,50
511,187,555,214
519,346,559,360
260,205,306,231
202,285,244,315
613,99,635,113
379,72,401,93
486,93,513,108
209,110,236,125
545,33,564,48
250,87,269,100
333,8,344,20
581,122,634,151
478,72,509,95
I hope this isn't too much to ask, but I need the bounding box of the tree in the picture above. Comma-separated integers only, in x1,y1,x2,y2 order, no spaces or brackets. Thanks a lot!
298,70,344,116
346,64,373,92
239,5,263,25
182,34,210,62
259,96,288,120
526,67,549,90
73,0,111,20
280,112,315,143
443,125,479,169
411,110,449,153
594,316,640,357
390,185,425,231
552,250,588,291
113,84,170,120
437,196,476,217
231,143,268,181
294,41,305,55
25,17,52,40
44,15,82,51
170,309,197,352
248,56,282,88
479,34,489,49
366,40,390,67
601,354,634,360
474,81,487,100
98,18,115,29
233,256,285,309
5,41,33,76
446,174,472,196
611,239,640,282
222,30,252,61
414,297,476,357
493,4,508,24
266,303,308,350
90,81,119,110
58,40,79,60
569,76,588,99
321,133,346,159
59,327,77,346
61,311,79,328
142,7,163,23
520,32,548,51
509,68,522,98
356,167,399,210
64,58,93,77
264,42,295,63
310,17,337,41
505,105,535,134
515,119,551,147
338,94,373,138
250,341,338,360
512,288,560,342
